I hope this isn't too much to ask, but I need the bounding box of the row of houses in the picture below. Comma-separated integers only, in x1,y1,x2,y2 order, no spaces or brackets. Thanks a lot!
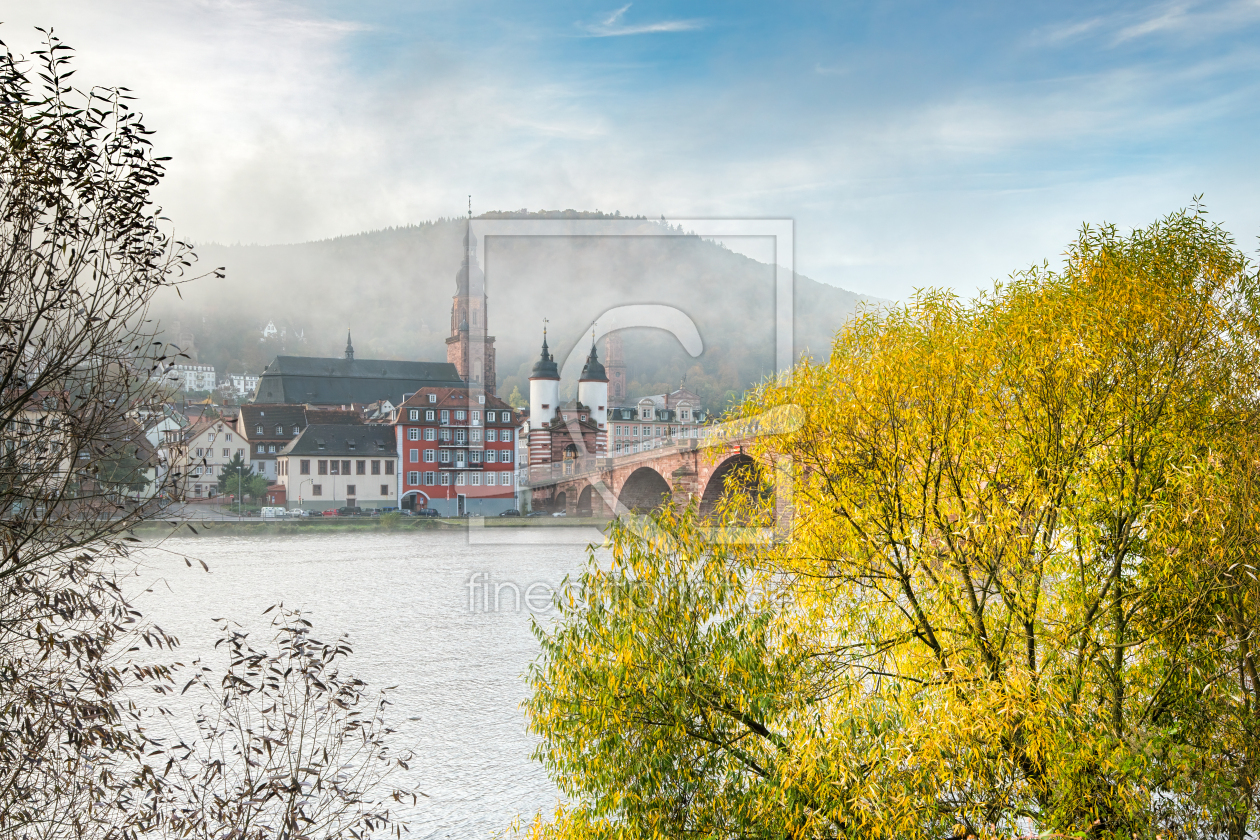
151,363,260,398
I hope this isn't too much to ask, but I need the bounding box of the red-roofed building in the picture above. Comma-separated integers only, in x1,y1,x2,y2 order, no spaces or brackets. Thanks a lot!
392,387,518,516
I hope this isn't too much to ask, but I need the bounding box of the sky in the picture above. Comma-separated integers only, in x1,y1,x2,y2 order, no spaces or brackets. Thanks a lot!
3,0,1259,301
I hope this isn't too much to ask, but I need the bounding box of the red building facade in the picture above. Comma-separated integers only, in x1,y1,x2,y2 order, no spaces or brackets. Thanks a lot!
394,386,517,516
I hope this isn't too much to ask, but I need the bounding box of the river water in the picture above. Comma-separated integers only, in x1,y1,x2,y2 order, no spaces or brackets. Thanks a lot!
131,528,604,839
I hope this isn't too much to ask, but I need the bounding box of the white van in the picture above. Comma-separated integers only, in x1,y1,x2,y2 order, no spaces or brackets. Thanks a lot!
260,507,286,519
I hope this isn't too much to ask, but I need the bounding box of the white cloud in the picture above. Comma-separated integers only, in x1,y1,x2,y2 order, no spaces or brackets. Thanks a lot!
581,3,705,37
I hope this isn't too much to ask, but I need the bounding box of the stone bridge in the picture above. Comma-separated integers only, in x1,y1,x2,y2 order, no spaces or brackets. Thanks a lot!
527,433,765,518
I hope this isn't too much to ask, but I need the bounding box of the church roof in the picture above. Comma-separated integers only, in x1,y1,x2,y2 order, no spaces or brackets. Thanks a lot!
254,356,465,406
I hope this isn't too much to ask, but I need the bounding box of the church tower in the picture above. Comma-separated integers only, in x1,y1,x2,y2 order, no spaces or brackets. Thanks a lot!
604,332,626,404
528,328,560,466
446,218,497,394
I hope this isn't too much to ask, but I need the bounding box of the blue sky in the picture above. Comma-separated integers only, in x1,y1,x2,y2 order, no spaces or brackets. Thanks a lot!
4,1,1259,300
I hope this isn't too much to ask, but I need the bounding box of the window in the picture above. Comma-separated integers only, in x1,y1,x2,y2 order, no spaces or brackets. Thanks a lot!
424,471,435,485
225,433,233,442
440,472,450,485
428,394,436,403
256,425,264,435
486,411,494,423
293,426,300,435
256,444,265,453
381,484,389,495
408,428,420,441
275,425,283,435
410,449,419,463
196,447,204,457
330,460,340,475
455,473,466,486
312,484,322,496
486,472,496,486
371,460,380,474
501,430,512,442
356,460,366,475
484,450,495,463
471,429,481,443
408,471,420,485
681,410,690,420
317,439,326,450
319,460,328,475
424,428,436,441
347,440,356,451
384,461,394,475
409,409,419,421
486,429,497,442
268,444,276,453
471,410,480,425
562,414,569,422
300,459,310,475
440,450,451,464
346,485,356,496
341,460,351,474
440,428,451,441
580,414,586,421
455,410,466,421
470,450,481,464
425,409,435,421
222,448,230,457
478,395,485,404
471,473,481,486
237,448,244,456
192,466,203,476
424,449,436,462
455,429,466,443
440,410,449,423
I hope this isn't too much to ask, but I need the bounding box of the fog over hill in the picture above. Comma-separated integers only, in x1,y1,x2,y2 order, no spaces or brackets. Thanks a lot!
154,213,880,410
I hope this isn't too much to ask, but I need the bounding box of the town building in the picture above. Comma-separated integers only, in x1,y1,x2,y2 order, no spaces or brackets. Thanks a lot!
391,386,518,516
237,403,361,480
154,363,217,393
608,386,707,455
253,332,465,407
275,424,398,511
168,416,248,500
229,373,260,398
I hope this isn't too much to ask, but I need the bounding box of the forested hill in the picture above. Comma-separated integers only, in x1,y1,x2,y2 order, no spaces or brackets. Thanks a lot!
153,214,880,410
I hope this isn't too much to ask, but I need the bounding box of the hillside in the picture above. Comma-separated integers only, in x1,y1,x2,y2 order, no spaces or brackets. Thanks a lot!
153,214,879,410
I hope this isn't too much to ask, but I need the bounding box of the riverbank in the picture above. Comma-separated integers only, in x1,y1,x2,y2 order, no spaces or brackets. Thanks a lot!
129,516,614,537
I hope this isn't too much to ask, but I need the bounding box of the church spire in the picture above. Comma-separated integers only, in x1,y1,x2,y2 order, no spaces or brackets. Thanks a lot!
345,330,354,360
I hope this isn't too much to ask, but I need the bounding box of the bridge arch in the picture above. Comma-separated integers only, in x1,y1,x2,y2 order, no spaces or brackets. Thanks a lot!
576,485,595,517
552,490,567,514
617,467,671,514
700,453,764,518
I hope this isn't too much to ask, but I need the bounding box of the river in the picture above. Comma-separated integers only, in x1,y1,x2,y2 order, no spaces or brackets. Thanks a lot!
131,527,604,839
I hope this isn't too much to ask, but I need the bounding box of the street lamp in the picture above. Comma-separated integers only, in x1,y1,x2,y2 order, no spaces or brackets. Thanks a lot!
297,478,314,512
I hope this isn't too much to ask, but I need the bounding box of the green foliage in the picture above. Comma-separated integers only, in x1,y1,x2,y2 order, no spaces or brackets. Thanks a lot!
216,451,252,496
96,447,151,495
523,208,1260,840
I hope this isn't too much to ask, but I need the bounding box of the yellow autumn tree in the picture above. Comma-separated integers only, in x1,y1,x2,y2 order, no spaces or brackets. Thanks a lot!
524,207,1260,839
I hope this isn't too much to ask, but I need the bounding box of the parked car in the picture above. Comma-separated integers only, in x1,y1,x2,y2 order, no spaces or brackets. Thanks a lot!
321,509,338,517
552,511,566,518
498,509,521,517
416,508,440,518
526,511,545,517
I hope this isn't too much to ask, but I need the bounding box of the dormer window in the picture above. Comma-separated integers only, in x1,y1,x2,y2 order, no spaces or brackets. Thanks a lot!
428,394,436,403
348,440,356,450
256,425,264,435
316,439,326,450
292,426,299,435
